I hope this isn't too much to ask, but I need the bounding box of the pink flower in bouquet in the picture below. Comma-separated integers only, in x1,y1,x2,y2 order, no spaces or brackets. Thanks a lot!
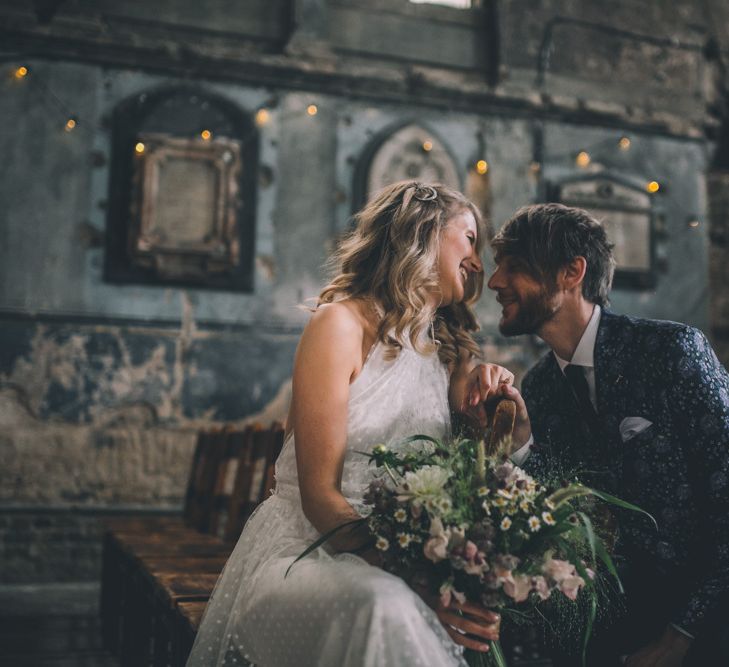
463,540,478,560
542,557,586,600
542,557,575,582
503,573,532,603
424,517,450,563
439,579,466,608
558,575,586,601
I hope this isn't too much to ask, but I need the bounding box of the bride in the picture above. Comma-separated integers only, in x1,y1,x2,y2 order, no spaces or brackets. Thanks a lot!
187,180,529,667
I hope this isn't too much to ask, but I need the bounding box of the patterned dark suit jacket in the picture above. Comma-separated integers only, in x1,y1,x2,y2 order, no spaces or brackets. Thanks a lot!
522,310,729,640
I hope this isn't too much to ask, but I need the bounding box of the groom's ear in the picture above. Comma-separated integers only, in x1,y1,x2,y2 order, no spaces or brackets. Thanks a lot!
557,256,587,292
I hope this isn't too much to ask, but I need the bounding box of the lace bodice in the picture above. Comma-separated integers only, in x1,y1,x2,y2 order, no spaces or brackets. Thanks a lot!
273,337,452,512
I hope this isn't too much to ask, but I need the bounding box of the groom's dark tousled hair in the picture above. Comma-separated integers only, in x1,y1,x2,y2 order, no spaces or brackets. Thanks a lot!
491,203,616,307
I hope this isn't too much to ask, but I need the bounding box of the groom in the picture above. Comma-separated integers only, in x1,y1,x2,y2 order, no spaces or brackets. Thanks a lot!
486,204,729,666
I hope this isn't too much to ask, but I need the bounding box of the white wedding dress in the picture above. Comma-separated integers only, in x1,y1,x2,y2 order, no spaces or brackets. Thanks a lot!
186,337,468,667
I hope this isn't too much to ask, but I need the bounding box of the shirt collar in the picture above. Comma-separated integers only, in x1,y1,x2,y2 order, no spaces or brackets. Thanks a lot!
554,304,602,372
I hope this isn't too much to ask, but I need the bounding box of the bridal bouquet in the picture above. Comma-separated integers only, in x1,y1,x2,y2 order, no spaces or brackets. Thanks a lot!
356,435,651,667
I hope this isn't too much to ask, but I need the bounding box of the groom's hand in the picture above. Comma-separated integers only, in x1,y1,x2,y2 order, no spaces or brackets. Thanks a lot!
497,384,532,450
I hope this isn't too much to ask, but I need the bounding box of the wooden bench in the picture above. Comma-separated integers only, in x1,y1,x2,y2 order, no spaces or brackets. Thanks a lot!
100,422,285,667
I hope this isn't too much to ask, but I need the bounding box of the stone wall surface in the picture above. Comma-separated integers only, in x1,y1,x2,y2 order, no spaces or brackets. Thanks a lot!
0,0,728,583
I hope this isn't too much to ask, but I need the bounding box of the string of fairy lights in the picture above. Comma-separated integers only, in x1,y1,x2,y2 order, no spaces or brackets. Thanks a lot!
9,61,665,196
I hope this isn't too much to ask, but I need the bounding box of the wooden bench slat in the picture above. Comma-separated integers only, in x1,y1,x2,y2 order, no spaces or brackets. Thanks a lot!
176,600,208,634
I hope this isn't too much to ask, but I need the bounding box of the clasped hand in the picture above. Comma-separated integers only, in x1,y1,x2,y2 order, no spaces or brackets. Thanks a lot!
450,363,532,449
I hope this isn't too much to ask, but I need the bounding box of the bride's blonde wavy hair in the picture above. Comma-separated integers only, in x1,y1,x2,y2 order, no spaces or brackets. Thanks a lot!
318,180,486,368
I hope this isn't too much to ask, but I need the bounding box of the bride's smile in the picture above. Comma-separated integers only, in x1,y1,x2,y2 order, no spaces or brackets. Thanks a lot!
436,210,482,306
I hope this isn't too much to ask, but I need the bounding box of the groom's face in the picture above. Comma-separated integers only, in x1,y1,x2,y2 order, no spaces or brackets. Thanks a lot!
487,256,557,336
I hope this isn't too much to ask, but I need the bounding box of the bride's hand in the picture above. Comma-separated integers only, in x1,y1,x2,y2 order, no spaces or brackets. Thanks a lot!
434,598,501,652
465,363,515,412
450,363,514,425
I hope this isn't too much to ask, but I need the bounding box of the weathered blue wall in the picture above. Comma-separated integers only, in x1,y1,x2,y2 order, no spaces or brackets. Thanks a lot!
0,62,711,434
0,0,726,583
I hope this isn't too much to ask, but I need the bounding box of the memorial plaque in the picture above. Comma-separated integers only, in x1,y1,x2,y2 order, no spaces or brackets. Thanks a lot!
553,175,656,288
104,86,258,292
363,123,460,201
130,134,242,280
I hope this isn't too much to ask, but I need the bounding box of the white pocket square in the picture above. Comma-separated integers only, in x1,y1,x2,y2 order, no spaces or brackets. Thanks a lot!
619,417,653,443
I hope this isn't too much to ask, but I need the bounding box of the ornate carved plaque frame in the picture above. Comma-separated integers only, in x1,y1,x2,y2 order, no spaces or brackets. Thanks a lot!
105,86,258,292
130,134,242,281
548,173,657,289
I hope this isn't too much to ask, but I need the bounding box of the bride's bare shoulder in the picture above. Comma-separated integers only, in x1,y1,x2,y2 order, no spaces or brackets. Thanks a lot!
309,299,375,334
301,299,370,350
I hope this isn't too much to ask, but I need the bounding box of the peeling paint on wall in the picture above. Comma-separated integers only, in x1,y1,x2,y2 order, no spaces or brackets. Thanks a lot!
0,312,298,426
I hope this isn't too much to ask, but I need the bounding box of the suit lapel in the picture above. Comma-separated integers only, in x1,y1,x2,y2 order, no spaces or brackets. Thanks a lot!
594,311,629,440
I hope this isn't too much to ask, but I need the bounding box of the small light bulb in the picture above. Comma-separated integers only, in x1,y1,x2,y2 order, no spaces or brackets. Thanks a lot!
135,142,145,154
64,118,77,132
14,66,29,79
200,129,212,141
688,219,700,228
476,160,488,175
646,180,660,193
255,108,270,127
576,151,591,168
422,140,433,152
307,104,318,116
619,136,631,151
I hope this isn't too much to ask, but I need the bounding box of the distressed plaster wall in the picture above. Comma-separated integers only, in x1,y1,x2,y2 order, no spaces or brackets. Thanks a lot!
0,0,728,582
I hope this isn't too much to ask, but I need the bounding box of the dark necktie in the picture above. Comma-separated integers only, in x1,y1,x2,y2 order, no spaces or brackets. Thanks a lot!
564,364,599,432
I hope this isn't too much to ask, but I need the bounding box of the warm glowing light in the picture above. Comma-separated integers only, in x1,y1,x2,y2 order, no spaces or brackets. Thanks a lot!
576,151,591,168
200,129,212,141
619,136,631,151
14,66,28,79
422,140,433,152
688,219,700,228
255,108,270,127
135,142,145,154
646,180,660,193
307,104,318,116
64,118,77,132
476,160,489,174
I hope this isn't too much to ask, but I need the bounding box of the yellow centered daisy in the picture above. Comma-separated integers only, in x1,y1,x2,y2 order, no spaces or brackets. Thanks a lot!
500,517,513,531
394,509,407,523
477,486,489,497
397,533,413,548
542,511,556,526
375,536,389,551
528,516,541,532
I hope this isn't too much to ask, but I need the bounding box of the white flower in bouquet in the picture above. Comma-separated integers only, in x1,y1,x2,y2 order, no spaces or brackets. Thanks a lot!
395,465,453,514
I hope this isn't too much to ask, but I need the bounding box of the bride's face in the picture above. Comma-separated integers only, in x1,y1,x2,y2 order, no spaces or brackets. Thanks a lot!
435,209,482,306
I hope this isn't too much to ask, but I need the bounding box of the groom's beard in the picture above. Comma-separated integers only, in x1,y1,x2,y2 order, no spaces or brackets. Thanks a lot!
498,285,557,336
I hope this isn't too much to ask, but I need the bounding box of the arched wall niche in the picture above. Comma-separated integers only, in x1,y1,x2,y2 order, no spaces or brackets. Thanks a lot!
104,86,259,292
351,120,493,240
352,121,461,212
